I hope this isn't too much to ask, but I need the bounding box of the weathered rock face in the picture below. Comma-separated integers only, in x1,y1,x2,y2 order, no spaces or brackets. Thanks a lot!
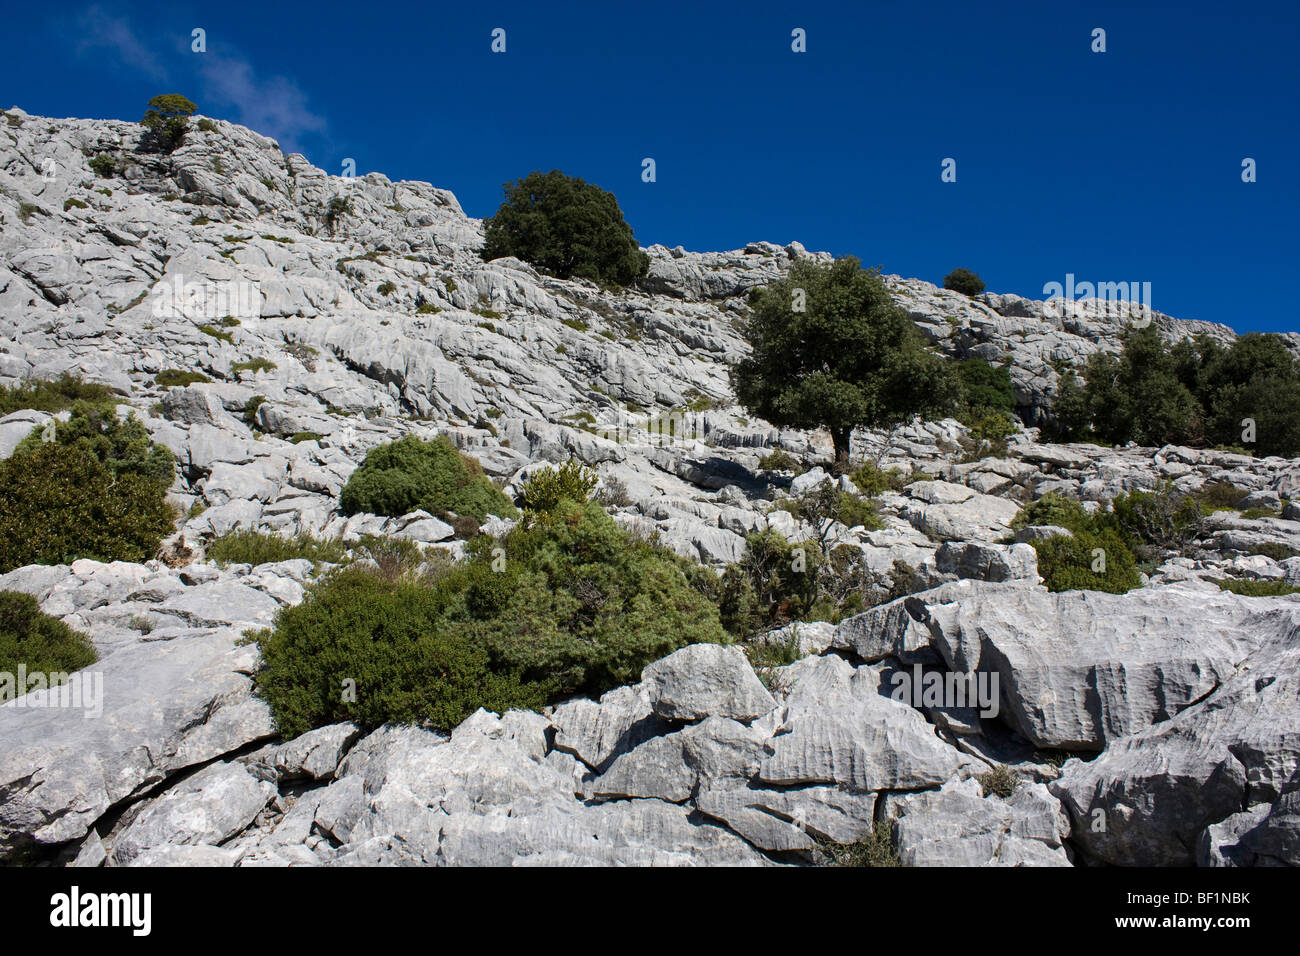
1050,625,1300,866
3,110,1300,867
833,580,1300,752
886,777,1072,867
0,629,274,855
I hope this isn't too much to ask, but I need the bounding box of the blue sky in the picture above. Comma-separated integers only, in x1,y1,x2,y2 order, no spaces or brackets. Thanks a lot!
3,1,1296,333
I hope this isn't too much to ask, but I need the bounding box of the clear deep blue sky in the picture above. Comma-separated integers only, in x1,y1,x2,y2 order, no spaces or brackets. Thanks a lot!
3,1,1296,332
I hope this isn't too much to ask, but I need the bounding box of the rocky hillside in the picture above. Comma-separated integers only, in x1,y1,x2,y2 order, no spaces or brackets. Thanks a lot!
1,109,1298,867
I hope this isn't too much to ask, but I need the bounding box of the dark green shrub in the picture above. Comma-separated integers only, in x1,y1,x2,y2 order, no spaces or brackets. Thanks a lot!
1216,578,1300,597
88,154,118,178
140,94,196,153
0,373,116,416
1013,492,1142,593
253,499,724,737
254,567,545,738
15,402,174,487
155,369,211,387
377,281,396,296
713,530,820,637
758,448,800,472
1253,541,1300,561
1011,492,1095,534
849,461,908,496
0,591,97,686
207,530,346,567
480,169,650,286
942,268,986,297
953,358,1015,423
1190,480,1247,513
197,118,219,133
519,460,598,515
1029,528,1141,594
0,442,175,572
339,434,517,521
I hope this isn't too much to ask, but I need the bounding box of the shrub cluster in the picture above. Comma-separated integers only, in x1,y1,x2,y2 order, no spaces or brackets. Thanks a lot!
0,404,176,572
943,268,986,297
480,169,650,287
0,373,116,416
0,590,97,687
339,434,517,522
254,499,725,738
1050,327,1300,457
207,530,347,568
1011,493,1142,594
519,460,599,516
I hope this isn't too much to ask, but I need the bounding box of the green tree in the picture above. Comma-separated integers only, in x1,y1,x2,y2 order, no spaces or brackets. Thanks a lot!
1082,326,1202,447
480,170,649,286
1198,333,1300,457
731,256,958,465
943,268,986,296
140,94,197,153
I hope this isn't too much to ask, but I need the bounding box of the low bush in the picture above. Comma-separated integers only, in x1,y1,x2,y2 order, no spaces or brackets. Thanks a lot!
155,369,211,387
1012,493,1142,594
0,591,97,688
1191,480,1248,512
709,530,820,637
253,499,725,737
0,441,175,572
206,530,347,567
1216,578,1300,597
1110,484,1207,558
519,460,599,515
1253,541,1300,561
231,358,276,374
849,461,908,497
339,434,517,522
1028,527,1142,594
0,373,116,416
818,824,901,867
758,448,799,472
979,765,1020,798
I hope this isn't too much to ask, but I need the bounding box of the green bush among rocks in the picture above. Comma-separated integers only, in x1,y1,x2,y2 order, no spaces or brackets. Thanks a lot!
253,498,726,738
0,591,97,692
338,434,516,522
0,404,176,573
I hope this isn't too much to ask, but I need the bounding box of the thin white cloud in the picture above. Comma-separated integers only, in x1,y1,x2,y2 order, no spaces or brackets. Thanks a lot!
196,53,327,152
69,5,328,153
75,4,169,82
